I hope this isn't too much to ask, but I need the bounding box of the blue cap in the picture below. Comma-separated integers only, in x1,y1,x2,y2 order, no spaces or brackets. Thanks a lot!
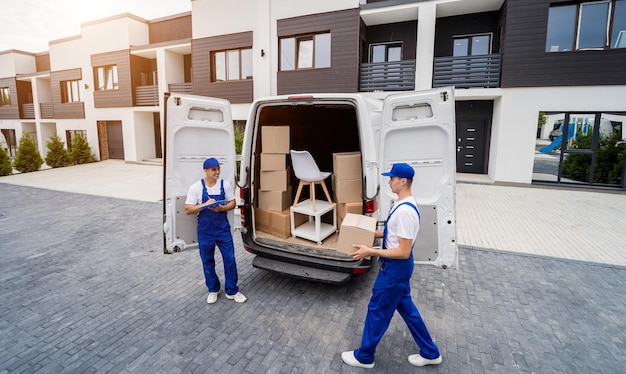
203,158,220,169
382,163,414,180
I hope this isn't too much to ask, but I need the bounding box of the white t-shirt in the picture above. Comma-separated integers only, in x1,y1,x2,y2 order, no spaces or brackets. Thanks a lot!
384,196,420,250
185,178,235,205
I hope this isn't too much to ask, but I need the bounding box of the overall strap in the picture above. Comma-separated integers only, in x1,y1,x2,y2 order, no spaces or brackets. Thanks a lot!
383,201,420,250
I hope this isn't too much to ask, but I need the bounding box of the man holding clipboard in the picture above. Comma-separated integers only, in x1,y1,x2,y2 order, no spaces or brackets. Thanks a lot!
185,158,247,304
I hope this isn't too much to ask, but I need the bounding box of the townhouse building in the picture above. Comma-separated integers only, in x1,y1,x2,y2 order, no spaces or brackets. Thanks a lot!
1,0,624,189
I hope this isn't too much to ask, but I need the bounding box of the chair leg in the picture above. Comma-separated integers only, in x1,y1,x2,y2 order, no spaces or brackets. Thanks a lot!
320,180,332,203
293,180,305,207
310,182,316,212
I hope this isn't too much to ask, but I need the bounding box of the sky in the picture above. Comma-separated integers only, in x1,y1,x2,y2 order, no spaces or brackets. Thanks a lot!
0,0,192,53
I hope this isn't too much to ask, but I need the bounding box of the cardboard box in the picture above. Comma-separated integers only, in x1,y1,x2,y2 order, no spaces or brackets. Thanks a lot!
338,201,363,227
333,152,362,180
258,186,292,211
333,177,362,203
260,168,290,191
261,126,290,154
254,207,309,239
261,153,287,171
336,213,377,256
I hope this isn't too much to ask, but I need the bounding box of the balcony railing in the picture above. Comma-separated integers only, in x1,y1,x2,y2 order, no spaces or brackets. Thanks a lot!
360,60,415,92
433,54,501,89
135,85,159,106
168,82,193,94
40,103,54,119
22,103,35,119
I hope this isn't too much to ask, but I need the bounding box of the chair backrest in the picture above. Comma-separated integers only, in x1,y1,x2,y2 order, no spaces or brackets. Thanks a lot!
290,150,327,182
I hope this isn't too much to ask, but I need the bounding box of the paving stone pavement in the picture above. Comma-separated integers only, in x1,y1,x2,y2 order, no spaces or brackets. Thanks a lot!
1,183,625,373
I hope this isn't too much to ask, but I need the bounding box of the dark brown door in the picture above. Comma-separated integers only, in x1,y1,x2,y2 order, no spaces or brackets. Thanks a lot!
97,120,124,160
457,119,487,173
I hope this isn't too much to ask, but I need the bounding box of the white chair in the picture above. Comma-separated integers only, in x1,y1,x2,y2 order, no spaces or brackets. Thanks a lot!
290,150,333,212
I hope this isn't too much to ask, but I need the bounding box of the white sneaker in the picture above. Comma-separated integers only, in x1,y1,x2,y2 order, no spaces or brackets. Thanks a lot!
206,291,220,304
341,351,374,369
408,354,442,367
225,292,247,303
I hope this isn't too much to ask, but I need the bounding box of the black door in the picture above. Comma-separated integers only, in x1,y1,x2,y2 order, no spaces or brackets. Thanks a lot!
457,119,487,174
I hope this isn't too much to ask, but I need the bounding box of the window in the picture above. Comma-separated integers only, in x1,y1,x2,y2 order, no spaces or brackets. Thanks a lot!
369,42,402,63
212,48,252,82
453,35,491,56
0,87,11,106
94,65,119,91
60,80,80,103
546,0,626,52
280,32,331,71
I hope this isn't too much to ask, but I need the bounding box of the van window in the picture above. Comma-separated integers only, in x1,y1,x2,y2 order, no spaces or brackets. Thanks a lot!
392,103,433,122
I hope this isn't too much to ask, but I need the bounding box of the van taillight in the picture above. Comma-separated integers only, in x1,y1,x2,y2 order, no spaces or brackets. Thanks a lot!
364,199,377,214
239,188,248,227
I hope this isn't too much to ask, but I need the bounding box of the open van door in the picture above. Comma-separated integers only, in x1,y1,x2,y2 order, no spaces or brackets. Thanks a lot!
379,88,458,268
163,94,236,254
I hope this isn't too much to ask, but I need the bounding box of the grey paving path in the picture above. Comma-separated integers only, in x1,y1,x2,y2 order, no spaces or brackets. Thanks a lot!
1,184,625,373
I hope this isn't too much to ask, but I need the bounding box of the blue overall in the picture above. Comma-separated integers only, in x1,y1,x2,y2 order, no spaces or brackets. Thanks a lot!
198,179,239,295
354,202,440,364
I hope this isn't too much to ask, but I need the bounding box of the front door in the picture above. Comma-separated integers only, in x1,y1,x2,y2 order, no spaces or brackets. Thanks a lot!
456,119,488,174
379,88,458,269
97,121,124,160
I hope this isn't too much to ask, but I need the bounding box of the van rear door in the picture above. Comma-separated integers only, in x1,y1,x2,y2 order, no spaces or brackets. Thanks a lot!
163,94,236,254
379,88,458,268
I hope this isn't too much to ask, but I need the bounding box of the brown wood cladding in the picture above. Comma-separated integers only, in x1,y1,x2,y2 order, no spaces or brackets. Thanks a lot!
277,8,360,95
36,53,51,72
91,50,133,108
0,77,19,119
50,68,85,119
149,14,192,44
192,32,253,104
501,0,626,87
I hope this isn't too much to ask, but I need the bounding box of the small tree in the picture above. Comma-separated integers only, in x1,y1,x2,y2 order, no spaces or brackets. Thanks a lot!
13,133,44,173
69,131,95,164
0,146,13,176
45,132,72,168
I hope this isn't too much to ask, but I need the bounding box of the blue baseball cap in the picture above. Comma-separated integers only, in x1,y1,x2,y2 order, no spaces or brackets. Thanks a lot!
382,163,414,180
203,158,220,169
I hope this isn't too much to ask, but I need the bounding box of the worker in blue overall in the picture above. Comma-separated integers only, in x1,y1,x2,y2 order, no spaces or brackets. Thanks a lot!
185,158,246,304
342,163,441,368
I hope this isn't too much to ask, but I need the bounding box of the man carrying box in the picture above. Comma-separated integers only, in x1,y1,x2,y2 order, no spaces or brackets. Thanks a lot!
341,163,442,369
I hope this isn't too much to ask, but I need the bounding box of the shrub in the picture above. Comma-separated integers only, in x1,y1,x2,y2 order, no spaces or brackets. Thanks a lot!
562,133,623,185
0,146,13,176
69,132,95,164
45,132,72,168
13,133,44,173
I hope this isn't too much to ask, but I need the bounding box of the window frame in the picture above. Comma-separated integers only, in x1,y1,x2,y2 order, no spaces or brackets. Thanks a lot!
0,87,11,106
211,47,253,82
94,65,119,91
452,34,493,57
545,0,626,52
279,32,332,71
368,42,403,63
60,80,81,103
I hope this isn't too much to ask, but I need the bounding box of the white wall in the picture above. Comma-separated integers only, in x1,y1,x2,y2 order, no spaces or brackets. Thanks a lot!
0,52,36,77
133,111,156,162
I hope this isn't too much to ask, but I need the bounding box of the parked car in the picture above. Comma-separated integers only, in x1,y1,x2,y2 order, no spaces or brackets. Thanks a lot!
549,120,563,141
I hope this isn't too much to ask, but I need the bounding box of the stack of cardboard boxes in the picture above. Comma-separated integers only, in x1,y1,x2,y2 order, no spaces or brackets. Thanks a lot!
332,152,364,228
256,126,306,238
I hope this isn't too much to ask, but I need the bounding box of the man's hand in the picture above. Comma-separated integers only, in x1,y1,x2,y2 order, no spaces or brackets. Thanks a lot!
350,244,372,260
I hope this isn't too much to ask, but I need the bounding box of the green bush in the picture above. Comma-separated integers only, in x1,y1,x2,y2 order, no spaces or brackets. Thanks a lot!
45,132,72,168
69,132,95,164
13,133,44,173
0,146,13,176
562,133,624,185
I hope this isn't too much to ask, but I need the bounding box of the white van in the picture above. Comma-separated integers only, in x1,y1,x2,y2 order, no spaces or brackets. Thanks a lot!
164,87,458,283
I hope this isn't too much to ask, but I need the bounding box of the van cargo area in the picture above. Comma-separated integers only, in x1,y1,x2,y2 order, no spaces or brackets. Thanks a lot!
241,100,373,283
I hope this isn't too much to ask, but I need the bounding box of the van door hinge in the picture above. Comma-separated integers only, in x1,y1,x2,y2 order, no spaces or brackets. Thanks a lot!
365,161,378,169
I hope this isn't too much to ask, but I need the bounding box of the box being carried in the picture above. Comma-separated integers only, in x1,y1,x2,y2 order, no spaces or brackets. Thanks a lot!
336,213,377,256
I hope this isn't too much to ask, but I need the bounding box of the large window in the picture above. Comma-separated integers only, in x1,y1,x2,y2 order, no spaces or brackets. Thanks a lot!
212,48,252,82
0,87,11,106
94,65,119,91
546,0,626,52
60,80,80,103
453,34,492,56
280,32,331,71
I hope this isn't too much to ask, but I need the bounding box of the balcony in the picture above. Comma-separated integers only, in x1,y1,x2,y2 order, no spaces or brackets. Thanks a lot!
433,54,501,89
168,82,193,94
135,85,159,106
360,60,415,92
22,103,35,119
40,103,54,119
